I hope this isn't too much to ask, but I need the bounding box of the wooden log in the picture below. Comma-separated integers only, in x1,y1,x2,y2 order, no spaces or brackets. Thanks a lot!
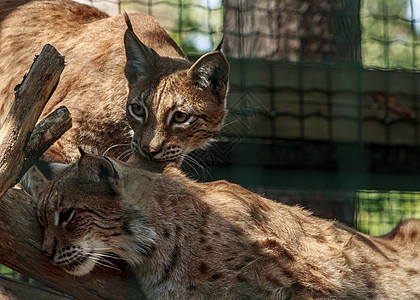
0,44,65,198
0,275,71,300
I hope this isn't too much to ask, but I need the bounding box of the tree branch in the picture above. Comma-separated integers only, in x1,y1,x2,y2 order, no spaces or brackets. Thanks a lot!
0,44,65,198
16,106,72,184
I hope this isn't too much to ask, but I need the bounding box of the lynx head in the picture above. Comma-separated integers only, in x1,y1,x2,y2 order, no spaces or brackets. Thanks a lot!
123,14,229,170
34,152,156,276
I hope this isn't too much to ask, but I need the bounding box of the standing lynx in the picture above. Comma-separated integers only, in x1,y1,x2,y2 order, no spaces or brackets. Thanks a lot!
33,153,420,299
0,0,228,171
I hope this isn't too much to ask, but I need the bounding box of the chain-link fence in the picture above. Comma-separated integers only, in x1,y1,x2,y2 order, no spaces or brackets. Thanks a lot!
79,0,420,66
357,189,420,235
362,0,420,70
77,0,223,54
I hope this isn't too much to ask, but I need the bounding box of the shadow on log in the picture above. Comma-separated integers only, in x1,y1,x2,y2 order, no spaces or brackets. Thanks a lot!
0,45,145,299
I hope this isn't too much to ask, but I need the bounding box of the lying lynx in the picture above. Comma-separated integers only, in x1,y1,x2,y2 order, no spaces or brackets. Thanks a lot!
33,153,420,299
0,0,228,171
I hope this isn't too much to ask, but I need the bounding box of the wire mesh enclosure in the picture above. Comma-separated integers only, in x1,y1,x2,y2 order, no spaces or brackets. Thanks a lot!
361,0,420,70
357,189,420,235
79,0,420,66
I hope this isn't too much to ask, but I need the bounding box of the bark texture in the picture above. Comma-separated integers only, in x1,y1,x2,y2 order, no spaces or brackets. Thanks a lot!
0,44,65,198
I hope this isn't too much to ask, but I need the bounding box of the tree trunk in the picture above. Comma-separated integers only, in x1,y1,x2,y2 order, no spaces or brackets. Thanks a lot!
223,0,361,64
0,44,145,299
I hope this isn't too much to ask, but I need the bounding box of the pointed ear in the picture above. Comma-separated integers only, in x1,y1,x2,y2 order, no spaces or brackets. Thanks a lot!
77,154,118,194
78,146,86,157
124,13,160,82
35,160,68,180
187,51,229,102
20,161,67,199
215,38,224,51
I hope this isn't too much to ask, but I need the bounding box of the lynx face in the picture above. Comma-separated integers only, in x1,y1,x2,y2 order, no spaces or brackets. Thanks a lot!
35,154,156,276
123,16,229,169
127,70,226,164
36,161,122,276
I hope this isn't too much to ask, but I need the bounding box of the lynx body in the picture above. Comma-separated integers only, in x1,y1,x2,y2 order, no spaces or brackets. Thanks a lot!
34,154,420,299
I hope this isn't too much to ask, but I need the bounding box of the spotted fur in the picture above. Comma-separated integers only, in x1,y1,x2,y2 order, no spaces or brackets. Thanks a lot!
0,0,228,171
34,154,420,299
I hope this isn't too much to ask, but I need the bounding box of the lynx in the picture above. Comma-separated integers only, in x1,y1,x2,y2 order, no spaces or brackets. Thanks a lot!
33,153,420,299
0,0,228,171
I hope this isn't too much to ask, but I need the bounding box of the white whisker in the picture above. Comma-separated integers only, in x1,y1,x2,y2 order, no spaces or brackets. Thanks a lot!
85,248,127,262
118,149,133,161
182,156,200,178
85,247,113,251
89,252,127,262
91,258,121,272
103,144,130,156
182,154,212,180
221,118,240,129
26,238,40,247
89,254,123,272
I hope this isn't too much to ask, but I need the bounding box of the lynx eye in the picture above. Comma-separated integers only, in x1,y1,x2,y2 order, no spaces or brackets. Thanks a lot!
37,215,44,226
129,103,146,118
173,111,189,123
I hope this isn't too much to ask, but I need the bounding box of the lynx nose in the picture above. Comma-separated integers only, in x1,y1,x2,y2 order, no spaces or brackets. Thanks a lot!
42,235,57,261
141,146,159,159
42,246,56,261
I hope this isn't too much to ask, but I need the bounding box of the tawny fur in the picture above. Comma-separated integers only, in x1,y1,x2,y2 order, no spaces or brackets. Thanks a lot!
33,155,420,299
0,0,228,171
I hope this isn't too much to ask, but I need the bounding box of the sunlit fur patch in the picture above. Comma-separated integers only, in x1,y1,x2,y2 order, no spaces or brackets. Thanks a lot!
127,129,134,139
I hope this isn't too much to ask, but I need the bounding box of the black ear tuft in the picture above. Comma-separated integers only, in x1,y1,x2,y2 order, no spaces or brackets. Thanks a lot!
187,51,229,102
215,38,224,52
124,14,161,82
124,13,134,32
78,146,86,157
